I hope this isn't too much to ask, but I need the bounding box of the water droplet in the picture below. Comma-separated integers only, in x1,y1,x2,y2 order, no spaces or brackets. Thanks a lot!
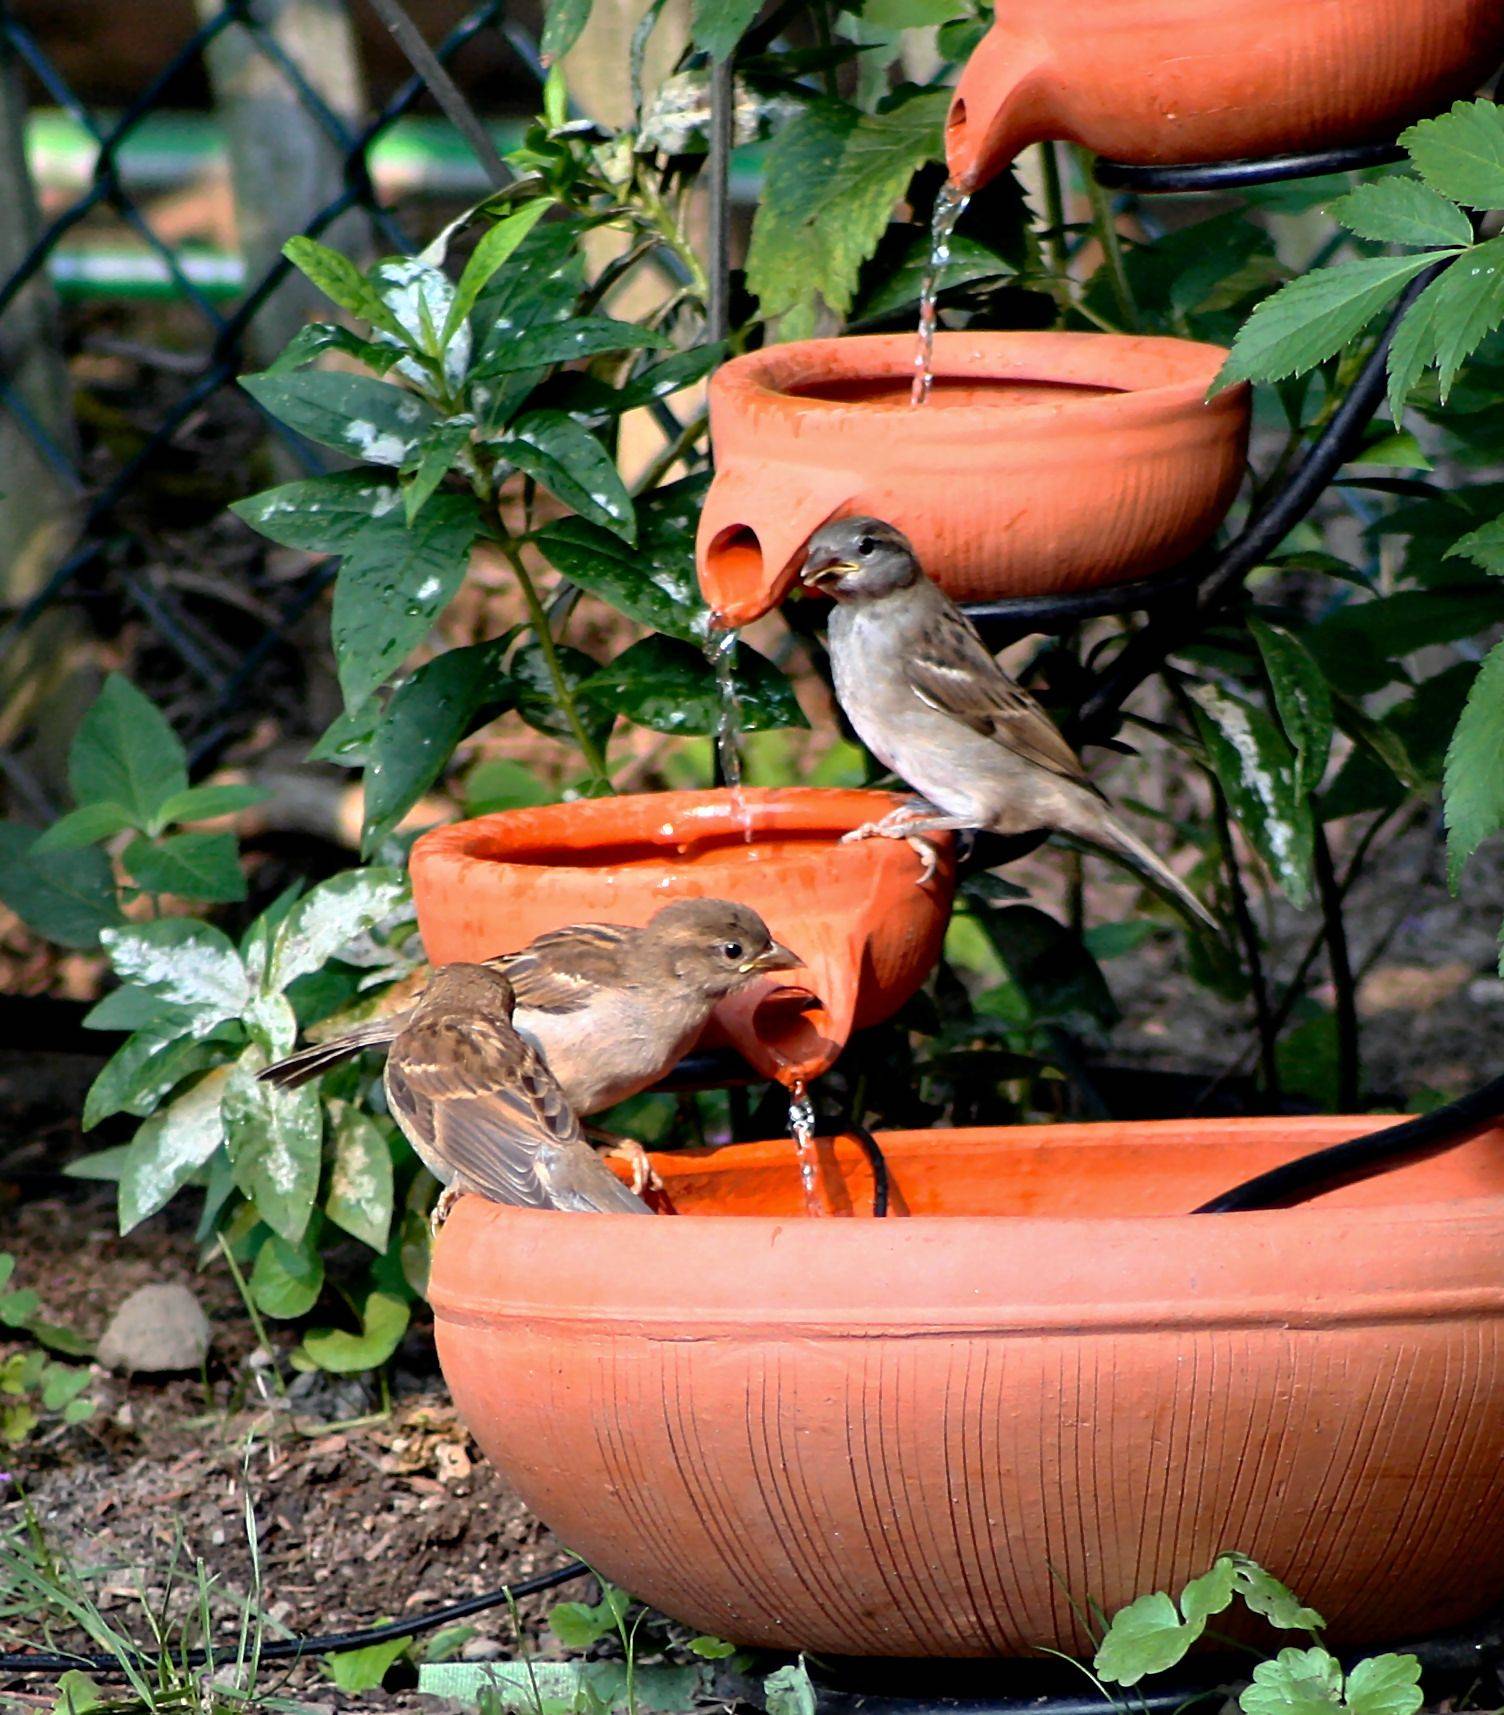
910,182,972,409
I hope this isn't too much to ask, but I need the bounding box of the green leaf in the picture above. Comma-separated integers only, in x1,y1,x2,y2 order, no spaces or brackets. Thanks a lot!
326,1104,396,1251
1215,253,1440,390
101,920,250,1027
500,410,634,540
511,640,614,753
32,802,135,853
282,236,406,337
854,230,1014,322
1228,1555,1324,1630
240,370,440,465
122,832,246,903
862,0,965,25
308,699,381,768
1240,1648,1344,1715
550,1600,618,1649
1178,1556,1239,1627
300,1289,410,1373
1094,1591,1201,1686
764,1661,818,1715
118,1066,232,1232
1446,516,1504,572
326,1636,410,1693
1189,682,1314,906
224,1057,323,1244
444,200,553,344
156,783,267,825
231,471,405,553
84,1026,226,1130
1422,235,1504,399
747,89,949,335
362,640,513,853
1343,1655,1423,1715
692,0,762,60
1400,99,1504,209
687,1635,738,1659
579,636,807,734
1250,620,1334,796
50,1670,104,1715
465,756,555,814
331,494,483,710
1386,272,1451,420
541,0,592,60
472,218,587,366
1327,176,1473,249
1444,639,1504,887
250,1230,326,1318
536,474,710,641
475,316,671,378
269,867,411,992
264,320,405,376
609,343,725,410
68,673,188,830
370,255,469,390
0,825,121,948
404,416,475,525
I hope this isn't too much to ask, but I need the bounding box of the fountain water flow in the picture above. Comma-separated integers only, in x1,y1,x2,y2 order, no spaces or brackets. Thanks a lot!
910,181,972,408
788,1079,826,1217
707,627,754,841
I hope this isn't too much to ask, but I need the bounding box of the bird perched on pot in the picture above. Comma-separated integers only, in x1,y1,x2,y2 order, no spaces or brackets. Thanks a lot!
384,963,652,1225
259,899,803,1187
799,517,1216,931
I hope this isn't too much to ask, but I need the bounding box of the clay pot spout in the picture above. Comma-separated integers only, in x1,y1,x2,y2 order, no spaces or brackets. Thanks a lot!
696,465,857,630
946,29,1053,194
712,921,866,1087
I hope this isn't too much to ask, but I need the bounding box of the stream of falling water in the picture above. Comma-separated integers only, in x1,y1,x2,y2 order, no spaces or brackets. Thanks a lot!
706,626,754,840
787,1079,826,1217
910,181,972,408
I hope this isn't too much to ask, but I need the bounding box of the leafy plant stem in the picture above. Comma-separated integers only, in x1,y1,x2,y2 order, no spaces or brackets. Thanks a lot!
633,177,709,302
1038,141,1070,287
216,1234,288,1401
1077,148,1141,332
1311,821,1360,1108
502,542,614,784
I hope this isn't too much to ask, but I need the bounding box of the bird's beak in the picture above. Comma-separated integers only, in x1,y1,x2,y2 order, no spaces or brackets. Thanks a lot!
800,555,858,593
743,941,802,974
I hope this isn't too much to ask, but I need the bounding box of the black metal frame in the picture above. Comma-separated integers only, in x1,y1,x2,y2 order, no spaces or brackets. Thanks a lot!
1094,139,1404,194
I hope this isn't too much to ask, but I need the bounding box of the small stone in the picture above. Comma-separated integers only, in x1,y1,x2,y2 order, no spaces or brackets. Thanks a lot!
461,1637,506,1661
1468,978,1504,1006
98,1284,211,1374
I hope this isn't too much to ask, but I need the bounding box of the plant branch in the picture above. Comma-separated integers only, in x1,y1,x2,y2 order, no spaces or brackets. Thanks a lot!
1311,820,1360,1108
1076,148,1140,333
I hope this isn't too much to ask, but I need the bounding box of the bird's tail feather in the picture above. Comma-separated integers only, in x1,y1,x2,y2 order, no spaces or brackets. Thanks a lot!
1075,815,1219,934
257,1018,403,1089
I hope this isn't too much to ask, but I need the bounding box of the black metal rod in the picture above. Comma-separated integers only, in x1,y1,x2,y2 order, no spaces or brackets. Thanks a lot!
1095,140,1404,194
844,1121,890,1216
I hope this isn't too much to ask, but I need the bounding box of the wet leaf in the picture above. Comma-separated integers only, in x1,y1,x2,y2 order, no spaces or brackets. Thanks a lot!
269,868,411,993
404,416,475,525
331,493,482,710
474,315,672,377
1444,638,1504,887
122,832,246,903
855,231,1014,322
326,1104,396,1252
300,1289,410,1373
224,1056,323,1244
251,1230,326,1319
500,410,634,540
282,237,407,338
1400,99,1504,210
371,256,469,390
241,369,441,465
578,635,807,734
231,472,406,553
66,673,187,830
464,756,556,815
472,218,587,363
0,826,122,949
1418,235,1504,399
84,1026,228,1130
512,639,614,752
444,199,553,344
1249,620,1334,796
118,1066,233,1233
101,920,250,1028
692,0,762,59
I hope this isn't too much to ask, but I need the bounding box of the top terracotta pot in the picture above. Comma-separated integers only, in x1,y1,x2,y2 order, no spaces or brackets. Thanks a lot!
407,787,954,1086
947,0,1504,192
696,331,1249,629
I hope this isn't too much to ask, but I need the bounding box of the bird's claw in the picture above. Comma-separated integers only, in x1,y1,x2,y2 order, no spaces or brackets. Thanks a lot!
600,1138,662,1197
907,835,940,887
841,810,941,885
430,1181,463,1232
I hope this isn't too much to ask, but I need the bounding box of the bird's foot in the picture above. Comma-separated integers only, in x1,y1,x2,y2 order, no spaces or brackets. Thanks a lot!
841,802,938,845
596,1137,662,1197
430,1181,464,1233
907,835,941,887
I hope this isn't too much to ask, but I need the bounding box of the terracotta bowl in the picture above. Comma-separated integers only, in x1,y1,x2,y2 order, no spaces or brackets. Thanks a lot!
408,787,954,1085
696,332,1249,628
432,1118,1504,1658
948,0,1504,191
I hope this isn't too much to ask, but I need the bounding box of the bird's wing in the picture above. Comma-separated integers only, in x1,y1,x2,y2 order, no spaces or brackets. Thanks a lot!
908,602,1092,788
489,922,638,1015
259,1016,404,1089
384,1014,586,1210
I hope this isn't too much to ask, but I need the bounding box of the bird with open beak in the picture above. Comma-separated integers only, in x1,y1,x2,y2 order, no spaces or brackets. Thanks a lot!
800,516,1216,931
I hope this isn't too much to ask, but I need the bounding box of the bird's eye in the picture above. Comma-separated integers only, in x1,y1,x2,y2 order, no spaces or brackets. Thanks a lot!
856,535,877,556
722,941,744,961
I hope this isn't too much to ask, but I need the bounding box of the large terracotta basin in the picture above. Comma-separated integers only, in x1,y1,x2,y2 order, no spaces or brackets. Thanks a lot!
408,787,954,1085
432,1118,1504,1657
947,0,1504,191
697,332,1249,628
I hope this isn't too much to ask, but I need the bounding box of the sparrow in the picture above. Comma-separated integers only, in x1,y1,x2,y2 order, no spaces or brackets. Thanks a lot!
799,517,1217,931
383,963,652,1225
259,900,802,1186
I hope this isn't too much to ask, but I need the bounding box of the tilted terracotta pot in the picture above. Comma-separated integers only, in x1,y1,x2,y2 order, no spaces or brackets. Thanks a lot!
432,1118,1504,1658
947,0,1504,192
408,787,954,1086
696,332,1249,628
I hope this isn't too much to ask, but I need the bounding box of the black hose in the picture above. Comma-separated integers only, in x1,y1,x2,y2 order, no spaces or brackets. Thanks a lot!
845,1122,891,1216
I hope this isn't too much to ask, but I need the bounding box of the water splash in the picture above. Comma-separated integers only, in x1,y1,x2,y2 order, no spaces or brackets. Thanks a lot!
788,1078,825,1217
706,626,753,841
910,181,972,408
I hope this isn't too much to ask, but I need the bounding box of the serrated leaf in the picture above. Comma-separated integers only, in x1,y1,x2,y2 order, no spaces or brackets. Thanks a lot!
250,1231,325,1319
1386,272,1450,420
541,0,592,61
240,370,440,465
444,200,554,345
1094,1591,1198,1687
300,1289,409,1373
1240,1648,1344,1715
101,920,249,1027
68,673,188,829
282,237,406,337
1215,253,1439,390
1328,177,1473,249
362,640,513,853
1189,682,1314,906
692,0,762,60
0,825,122,948
231,471,405,553
536,474,710,641
123,832,246,902
224,1057,322,1244
579,635,807,734
326,1104,396,1251
500,410,634,540
1444,638,1504,887
268,867,411,992
1250,620,1334,796
156,783,267,825
1400,99,1504,210
1446,516,1504,572
33,802,136,853
118,1066,232,1233
331,494,482,710
748,89,948,336
1423,236,1504,400
474,315,672,378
